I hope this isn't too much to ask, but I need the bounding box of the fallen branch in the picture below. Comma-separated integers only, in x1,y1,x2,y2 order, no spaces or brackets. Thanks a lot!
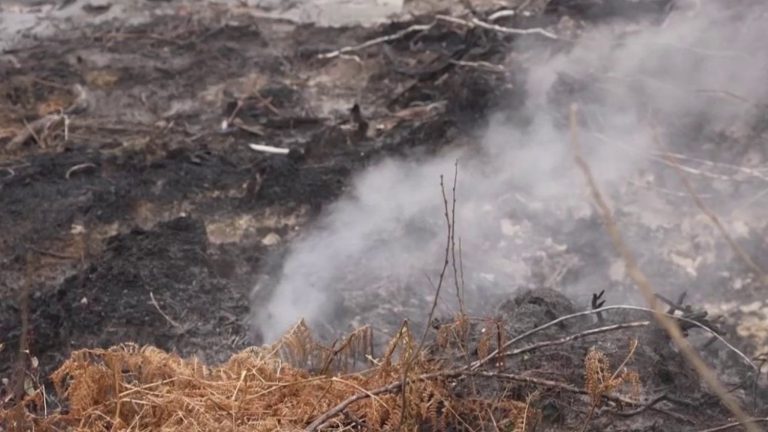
472,305,755,373
436,14,558,40
149,292,183,330
450,59,506,73
306,381,402,431
607,392,668,417
318,22,435,60
569,104,759,432
7,115,60,150
503,321,651,359
318,13,557,61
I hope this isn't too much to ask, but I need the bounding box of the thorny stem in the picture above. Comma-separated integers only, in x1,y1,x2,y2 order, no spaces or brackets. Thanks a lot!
569,104,759,432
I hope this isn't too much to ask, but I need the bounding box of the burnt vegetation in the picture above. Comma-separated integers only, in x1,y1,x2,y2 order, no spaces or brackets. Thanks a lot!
1,0,768,431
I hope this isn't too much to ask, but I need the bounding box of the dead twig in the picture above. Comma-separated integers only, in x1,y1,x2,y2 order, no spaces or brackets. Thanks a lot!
472,304,755,373
318,22,436,60
149,292,183,330
470,370,689,423
307,365,686,431
695,418,768,432
570,104,759,432
488,9,517,21
305,381,402,431
607,393,668,417
1,167,15,180
436,14,558,40
398,172,455,427
450,60,506,73
449,161,464,315
25,245,78,260
65,163,96,180
248,143,290,155
504,321,650,360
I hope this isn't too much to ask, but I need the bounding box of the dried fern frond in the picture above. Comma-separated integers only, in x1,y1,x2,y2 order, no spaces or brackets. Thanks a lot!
273,319,315,368
584,339,641,407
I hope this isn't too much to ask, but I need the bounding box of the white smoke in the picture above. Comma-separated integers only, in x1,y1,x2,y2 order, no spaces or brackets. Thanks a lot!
253,1,768,342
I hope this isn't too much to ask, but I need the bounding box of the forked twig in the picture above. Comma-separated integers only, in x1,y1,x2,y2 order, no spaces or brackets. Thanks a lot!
319,12,557,61
569,104,759,432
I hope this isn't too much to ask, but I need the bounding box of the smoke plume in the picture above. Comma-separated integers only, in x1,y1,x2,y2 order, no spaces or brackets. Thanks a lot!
253,1,768,342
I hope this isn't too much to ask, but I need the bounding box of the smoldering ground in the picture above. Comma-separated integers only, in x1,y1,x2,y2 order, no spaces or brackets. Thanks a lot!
252,1,768,344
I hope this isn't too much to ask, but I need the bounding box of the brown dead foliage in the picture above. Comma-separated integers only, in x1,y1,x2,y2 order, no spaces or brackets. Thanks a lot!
1,319,539,432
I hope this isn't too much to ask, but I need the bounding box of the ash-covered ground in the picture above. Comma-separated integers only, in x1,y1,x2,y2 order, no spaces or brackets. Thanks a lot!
1,0,768,430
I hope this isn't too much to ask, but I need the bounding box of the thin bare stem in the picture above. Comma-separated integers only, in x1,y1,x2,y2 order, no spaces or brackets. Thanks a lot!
398,174,454,427
450,161,464,315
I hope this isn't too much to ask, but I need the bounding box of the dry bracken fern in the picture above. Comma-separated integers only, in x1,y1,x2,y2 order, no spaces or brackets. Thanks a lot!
3,319,561,432
584,338,641,407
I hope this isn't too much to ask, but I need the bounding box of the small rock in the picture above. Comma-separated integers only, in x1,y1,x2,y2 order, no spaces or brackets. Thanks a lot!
261,232,281,246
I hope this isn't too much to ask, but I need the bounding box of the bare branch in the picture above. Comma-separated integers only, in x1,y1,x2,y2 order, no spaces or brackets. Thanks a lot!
436,15,558,40
503,321,650,359
472,304,755,373
318,23,435,60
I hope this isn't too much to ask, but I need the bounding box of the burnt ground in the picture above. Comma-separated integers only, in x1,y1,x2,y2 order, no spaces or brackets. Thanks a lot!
0,0,520,388
1,1,767,431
